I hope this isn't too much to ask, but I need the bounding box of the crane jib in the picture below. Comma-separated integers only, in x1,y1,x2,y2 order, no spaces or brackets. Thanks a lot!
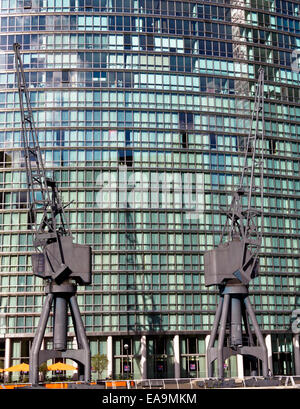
13,42,92,286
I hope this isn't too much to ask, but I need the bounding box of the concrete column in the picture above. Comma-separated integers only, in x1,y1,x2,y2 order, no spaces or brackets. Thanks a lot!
237,354,244,379
107,336,113,378
173,335,180,379
293,334,300,376
265,334,273,374
72,336,78,349
140,335,147,380
205,335,210,377
71,337,78,377
4,337,11,382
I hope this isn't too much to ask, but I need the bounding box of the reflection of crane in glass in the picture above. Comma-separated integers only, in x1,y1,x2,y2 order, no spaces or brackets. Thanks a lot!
294,288,300,373
124,205,138,271
204,68,269,378
118,169,160,332
14,43,92,385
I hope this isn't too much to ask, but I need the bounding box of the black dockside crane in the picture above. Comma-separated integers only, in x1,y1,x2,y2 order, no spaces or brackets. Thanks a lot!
13,43,92,385
204,68,269,378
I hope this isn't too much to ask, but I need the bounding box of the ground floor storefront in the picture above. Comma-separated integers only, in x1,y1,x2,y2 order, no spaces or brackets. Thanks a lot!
0,333,299,382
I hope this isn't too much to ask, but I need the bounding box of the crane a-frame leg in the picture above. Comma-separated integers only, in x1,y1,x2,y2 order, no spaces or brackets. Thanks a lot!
29,282,91,385
207,284,268,378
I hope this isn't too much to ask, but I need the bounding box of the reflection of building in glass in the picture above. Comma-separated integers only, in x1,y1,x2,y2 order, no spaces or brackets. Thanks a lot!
0,0,299,379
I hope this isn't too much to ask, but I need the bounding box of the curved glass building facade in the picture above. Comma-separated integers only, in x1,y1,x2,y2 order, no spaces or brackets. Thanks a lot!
0,0,299,380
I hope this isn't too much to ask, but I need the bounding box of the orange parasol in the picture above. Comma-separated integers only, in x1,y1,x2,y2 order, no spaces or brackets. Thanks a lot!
5,363,29,372
47,362,77,371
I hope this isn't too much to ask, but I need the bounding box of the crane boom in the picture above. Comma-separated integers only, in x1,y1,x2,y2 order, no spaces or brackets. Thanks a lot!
13,42,70,250
205,67,265,287
14,42,91,285
221,66,265,277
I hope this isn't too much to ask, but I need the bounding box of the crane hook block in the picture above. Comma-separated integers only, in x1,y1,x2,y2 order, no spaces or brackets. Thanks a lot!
31,236,92,285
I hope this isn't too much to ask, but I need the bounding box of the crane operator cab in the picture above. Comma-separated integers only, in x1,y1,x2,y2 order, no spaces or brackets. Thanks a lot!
204,238,258,287
32,235,92,285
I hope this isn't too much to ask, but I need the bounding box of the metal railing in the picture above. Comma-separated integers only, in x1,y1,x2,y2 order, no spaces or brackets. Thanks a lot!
103,375,300,389
0,375,299,389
